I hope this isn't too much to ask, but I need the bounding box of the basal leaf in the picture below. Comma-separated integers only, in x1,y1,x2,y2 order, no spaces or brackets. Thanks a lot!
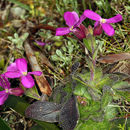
0,118,11,130
101,92,112,109
104,105,118,120
83,38,92,52
112,81,129,90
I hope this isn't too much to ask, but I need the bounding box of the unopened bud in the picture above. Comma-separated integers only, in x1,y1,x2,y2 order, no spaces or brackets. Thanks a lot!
93,24,103,36
9,88,24,96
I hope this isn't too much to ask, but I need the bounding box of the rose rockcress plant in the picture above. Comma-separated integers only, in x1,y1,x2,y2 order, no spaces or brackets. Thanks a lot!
55,10,129,129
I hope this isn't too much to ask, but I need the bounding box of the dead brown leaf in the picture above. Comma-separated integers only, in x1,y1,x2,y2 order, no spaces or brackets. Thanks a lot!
98,53,130,64
24,41,52,96
110,61,130,75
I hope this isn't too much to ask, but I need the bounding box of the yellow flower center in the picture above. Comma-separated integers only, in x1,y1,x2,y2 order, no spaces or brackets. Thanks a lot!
100,18,106,23
5,89,9,93
22,72,27,76
70,26,74,31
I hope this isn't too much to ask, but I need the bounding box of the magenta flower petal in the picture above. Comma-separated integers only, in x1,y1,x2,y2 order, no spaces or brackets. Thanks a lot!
9,88,24,96
28,71,42,76
64,11,79,27
16,58,27,73
0,91,8,105
56,27,70,36
0,75,10,89
35,41,46,46
102,23,115,36
74,14,86,27
4,71,21,78
7,62,18,72
106,14,122,23
21,75,35,88
84,10,101,21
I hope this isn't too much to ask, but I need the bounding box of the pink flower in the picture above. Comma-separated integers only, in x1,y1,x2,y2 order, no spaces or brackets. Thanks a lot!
4,58,42,88
0,74,24,105
83,10,122,36
56,11,86,36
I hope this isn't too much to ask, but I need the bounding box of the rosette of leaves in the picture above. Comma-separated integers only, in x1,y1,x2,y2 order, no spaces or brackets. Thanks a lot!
73,67,129,130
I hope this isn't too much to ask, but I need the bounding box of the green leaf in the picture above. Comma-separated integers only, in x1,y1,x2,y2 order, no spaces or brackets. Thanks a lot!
93,45,99,60
83,90,91,100
24,86,40,100
94,67,103,82
14,33,19,39
101,92,112,109
112,81,129,90
74,82,91,100
75,120,110,130
74,83,86,96
56,50,63,57
96,76,111,89
104,105,118,120
20,33,29,42
83,38,92,52
78,70,90,81
5,95,29,115
7,0,30,11
51,55,61,61
62,46,67,52
34,120,59,130
114,91,130,102
67,41,73,54
54,41,63,47
110,118,130,130
0,118,11,130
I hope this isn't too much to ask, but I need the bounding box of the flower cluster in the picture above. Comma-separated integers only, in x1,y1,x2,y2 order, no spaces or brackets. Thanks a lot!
0,58,42,105
56,9,122,38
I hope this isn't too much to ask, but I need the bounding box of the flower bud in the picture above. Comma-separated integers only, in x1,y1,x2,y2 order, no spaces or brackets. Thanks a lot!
93,24,103,36
73,24,88,39
9,88,24,96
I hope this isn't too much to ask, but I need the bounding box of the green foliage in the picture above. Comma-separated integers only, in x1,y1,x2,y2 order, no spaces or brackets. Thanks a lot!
56,0,78,16
0,118,11,130
83,38,92,52
8,33,29,50
51,39,79,69
24,86,41,100
111,118,130,130
94,0,111,17
75,120,110,130
72,67,129,129
101,92,112,109
74,82,91,100
8,0,30,11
